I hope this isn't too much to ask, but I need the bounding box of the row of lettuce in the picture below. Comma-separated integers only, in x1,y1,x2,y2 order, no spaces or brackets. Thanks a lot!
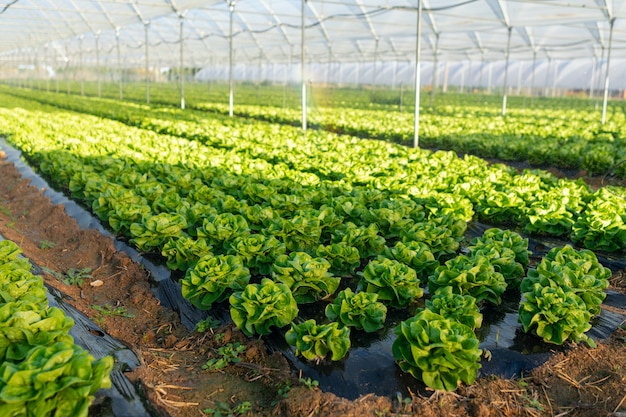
0,240,113,416
4,85,626,253
22,80,625,178
0,91,614,392
194,101,626,178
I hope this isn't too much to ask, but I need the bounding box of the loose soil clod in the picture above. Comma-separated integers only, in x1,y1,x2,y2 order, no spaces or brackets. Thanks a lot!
0,152,625,417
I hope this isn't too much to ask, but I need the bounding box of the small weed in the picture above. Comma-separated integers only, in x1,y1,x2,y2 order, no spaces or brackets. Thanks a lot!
195,316,221,333
203,400,251,417
298,377,319,390
522,393,544,411
277,380,292,398
92,304,134,318
517,376,529,389
394,392,412,414
270,380,293,406
0,204,11,217
42,266,92,286
203,342,246,371
38,240,56,250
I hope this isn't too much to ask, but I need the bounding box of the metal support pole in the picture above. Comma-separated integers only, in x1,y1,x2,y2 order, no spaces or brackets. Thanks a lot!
543,56,551,97
479,52,485,91
413,0,422,148
371,37,379,99
79,36,84,95
179,15,185,109
116,28,123,100
530,50,536,99
301,0,307,133
501,26,512,116
551,61,558,97
229,1,235,117
589,55,597,100
45,44,50,92
145,22,150,104
601,18,615,125
95,32,101,97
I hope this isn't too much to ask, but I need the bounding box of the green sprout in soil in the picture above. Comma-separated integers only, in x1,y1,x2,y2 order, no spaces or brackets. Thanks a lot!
0,204,12,217
203,400,251,417
203,342,246,371
38,239,56,250
92,304,135,318
195,316,221,333
298,376,319,390
42,266,92,286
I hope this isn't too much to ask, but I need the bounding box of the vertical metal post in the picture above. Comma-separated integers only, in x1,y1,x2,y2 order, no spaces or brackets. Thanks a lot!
460,66,464,93
372,37,379,98
530,50,536,99
501,26,512,116
229,1,235,117
45,44,50,92
413,0,422,148
116,28,123,100
543,56,551,97
516,61,522,95
79,36,84,96
601,18,615,125
301,0,307,133
589,55,597,100
179,15,185,109
145,22,150,104
551,61,558,97
95,32,101,97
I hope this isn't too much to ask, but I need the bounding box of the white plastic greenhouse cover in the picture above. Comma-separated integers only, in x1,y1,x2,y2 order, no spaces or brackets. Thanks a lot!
1,0,626,89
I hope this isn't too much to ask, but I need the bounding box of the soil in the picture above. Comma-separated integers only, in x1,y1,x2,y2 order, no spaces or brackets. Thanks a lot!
1,150,625,417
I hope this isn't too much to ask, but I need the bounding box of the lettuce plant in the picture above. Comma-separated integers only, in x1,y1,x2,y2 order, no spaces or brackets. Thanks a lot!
325,288,387,332
0,341,113,417
271,252,340,303
331,223,386,259
227,233,286,275
518,281,594,347
359,257,423,308
0,301,75,362
285,319,351,362
315,243,361,277
426,286,483,330
263,216,322,254
571,188,626,252
0,268,48,307
428,255,507,306
161,236,213,271
522,245,609,315
0,240,25,262
196,213,250,252
399,221,460,261
469,228,530,267
129,212,188,252
229,278,298,337
181,254,250,310
392,309,482,391
468,246,524,289
383,241,439,283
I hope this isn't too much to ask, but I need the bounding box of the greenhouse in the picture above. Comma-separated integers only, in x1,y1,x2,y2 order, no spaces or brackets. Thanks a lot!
0,1,626,417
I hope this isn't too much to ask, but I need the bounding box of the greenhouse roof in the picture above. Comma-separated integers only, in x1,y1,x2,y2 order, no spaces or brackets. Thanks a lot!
1,0,625,67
